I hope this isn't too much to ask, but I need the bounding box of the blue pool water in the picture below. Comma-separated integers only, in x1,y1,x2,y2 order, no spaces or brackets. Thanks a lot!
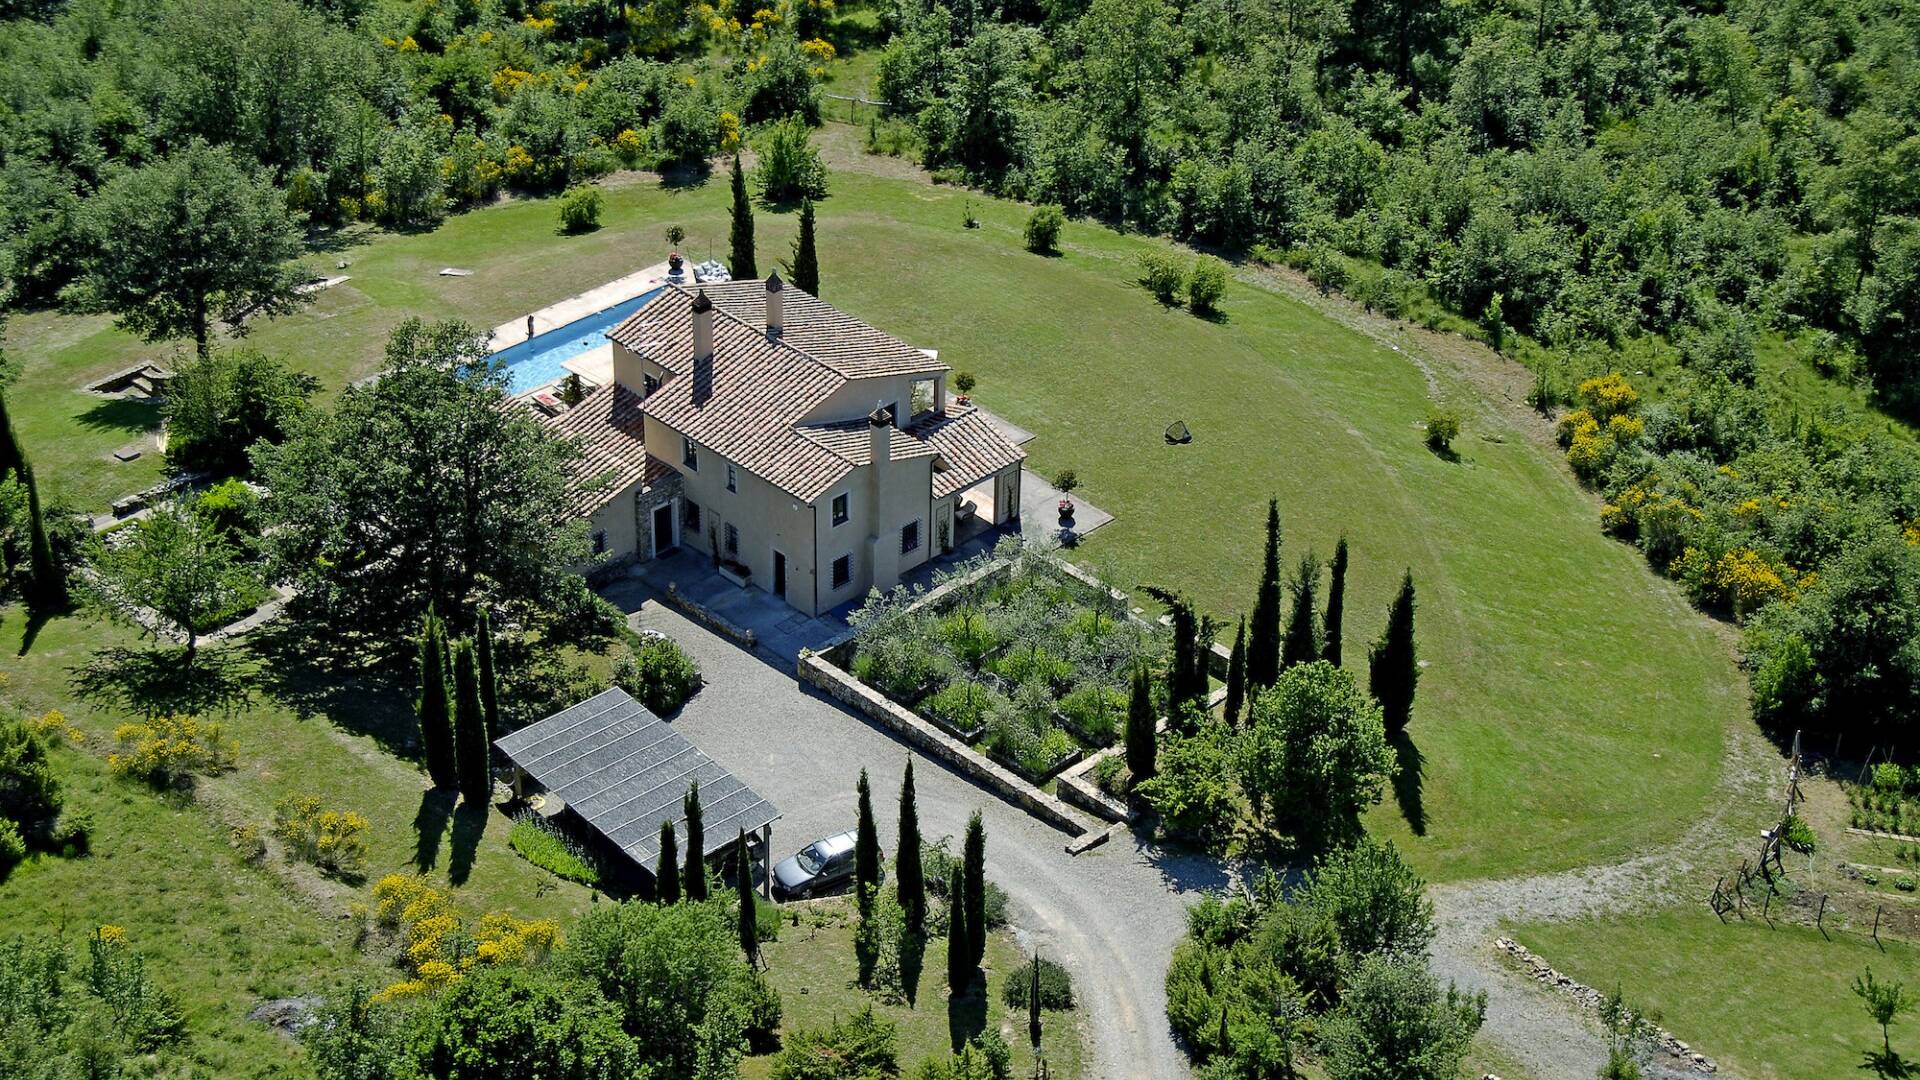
493,287,663,394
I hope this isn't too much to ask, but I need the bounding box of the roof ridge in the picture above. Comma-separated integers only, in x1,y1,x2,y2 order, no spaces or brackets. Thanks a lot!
671,280,851,386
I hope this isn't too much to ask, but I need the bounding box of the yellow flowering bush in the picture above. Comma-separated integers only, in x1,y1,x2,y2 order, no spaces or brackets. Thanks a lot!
1577,372,1639,420
369,873,561,999
1713,548,1796,617
272,795,370,878
801,37,836,62
1566,427,1613,481
613,128,645,162
1606,413,1644,441
96,924,127,946
1554,408,1595,449
504,144,536,179
109,715,237,786
718,110,741,151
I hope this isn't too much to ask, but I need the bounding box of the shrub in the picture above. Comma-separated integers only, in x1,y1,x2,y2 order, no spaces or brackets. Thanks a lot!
923,680,1009,734
1001,955,1074,1010
923,839,1007,930
612,634,703,714
770,1005,898,1080
0,817,24,872
195,478,260,547
508,811,602,886
1058,685,1126,746
954,371,976,396
84,925,187,1051
754,116,829,206
1305,247,1348,293
108,715,237,786
1424,408,1460,451
558,185,604,233
1024,205,1064,254
1092,753,1130,796
1781,814,1817,853
272,794,370,879
1187,257,1228,315
1139,251,1186,303
1873,763,1908,794
0,718,63,843
1137,720,1238,849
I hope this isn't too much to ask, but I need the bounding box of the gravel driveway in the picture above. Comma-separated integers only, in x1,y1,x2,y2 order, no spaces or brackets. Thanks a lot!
613,588,1216,1079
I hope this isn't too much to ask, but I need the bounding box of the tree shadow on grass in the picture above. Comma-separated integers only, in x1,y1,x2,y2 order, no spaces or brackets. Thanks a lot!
1389,729,1427,836
16,606,53,657
246,618,418,760
447,802,488,886
70,645,258,718
1426,441,1462,464
1862,1049,1915,1078
412,788,458,872
900,931,926,1008
74,397,160,435
946,984,986,1053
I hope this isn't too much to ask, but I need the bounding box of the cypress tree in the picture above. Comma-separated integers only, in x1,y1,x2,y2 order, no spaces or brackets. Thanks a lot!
1323,536,1349,666
1370,570,1419,734
1248,499,1283,688
0,388,21,480
657,820,681,904
790,198,819,295
855,767,880,913
896,760,926,934
683,780,708,901
962,811,986,969
945,865,970,996
1028,953,1043,1051
728,155,757,279
1281,552,1321,670
1144,585,1203,717
476,608,499,738
452,639,491,807
21,464,66,612
1124,666,1156,786
736,827,759,965
1223,617,1247,725
417,614,457,790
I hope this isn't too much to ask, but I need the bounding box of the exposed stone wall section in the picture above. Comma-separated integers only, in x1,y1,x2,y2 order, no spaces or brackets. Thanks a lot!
633,474,683,564
798,652,1096,842
662,581,757,647
1494,937,1718,1074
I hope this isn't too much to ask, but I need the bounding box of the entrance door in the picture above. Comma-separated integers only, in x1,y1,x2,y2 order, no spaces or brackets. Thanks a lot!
772,550,787,598
652,503,675,557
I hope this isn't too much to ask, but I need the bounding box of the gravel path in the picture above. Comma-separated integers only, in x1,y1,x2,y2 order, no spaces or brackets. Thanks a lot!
614,588,1223,1078
1427,718,1781,1079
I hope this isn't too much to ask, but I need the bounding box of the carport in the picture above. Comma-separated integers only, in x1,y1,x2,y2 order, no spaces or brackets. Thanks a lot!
494,687,781,894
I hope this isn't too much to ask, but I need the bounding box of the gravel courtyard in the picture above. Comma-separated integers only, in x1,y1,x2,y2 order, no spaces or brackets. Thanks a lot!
603,581,1225,1079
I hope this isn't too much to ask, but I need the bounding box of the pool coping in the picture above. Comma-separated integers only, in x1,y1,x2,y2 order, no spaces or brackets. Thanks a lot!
485,259,674,360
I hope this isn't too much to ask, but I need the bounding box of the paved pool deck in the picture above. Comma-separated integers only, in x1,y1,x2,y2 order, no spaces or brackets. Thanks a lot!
485,260,673,354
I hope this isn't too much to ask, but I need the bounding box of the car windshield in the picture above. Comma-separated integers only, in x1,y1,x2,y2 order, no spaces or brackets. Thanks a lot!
795,845,826,875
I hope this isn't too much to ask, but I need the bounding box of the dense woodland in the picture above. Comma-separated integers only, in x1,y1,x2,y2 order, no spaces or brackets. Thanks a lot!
2,0,1919,753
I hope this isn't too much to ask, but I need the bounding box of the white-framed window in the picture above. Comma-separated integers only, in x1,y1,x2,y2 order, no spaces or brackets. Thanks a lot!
726,463,737,493
682,436,699,470
900,519,921,555
831,492,849,527
831,554,852,589
725,523,740,557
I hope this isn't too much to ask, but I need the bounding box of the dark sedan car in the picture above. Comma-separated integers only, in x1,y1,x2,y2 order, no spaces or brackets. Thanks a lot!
771,831,875,898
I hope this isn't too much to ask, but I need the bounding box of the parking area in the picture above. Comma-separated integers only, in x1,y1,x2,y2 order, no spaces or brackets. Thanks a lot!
599,587,1223,1079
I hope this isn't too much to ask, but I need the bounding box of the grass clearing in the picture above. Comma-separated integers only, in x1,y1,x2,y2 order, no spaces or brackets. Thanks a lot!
1511,906,1920,1080
4,147,1749,881
743,897,1085,1078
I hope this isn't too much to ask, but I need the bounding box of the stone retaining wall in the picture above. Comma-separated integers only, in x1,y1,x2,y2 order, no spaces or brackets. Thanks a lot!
798,652,1097,842
663,581,758,647
1494,937,1717,1074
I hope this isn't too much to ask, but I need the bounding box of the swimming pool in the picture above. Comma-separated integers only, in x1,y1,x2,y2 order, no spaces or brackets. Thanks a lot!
493,287,664,395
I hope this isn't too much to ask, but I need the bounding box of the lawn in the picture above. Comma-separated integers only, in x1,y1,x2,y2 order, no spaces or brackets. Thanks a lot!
742,896,1086,1078
1511,906,1920,1079
0,737,376,1078
5,143,1747,883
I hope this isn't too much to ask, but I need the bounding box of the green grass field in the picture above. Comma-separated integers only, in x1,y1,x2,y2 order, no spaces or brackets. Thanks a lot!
1512,906,1920,1079
3,146,1747,883
743,897,1085,1079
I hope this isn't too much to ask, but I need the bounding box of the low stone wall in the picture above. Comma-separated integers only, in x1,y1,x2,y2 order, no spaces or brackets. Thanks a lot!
1494,937,1717,1074
799,652,1097,842
1055,747,1132,824
663,581,757,648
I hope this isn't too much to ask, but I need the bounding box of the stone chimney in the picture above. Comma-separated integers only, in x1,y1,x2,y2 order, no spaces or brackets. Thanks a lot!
691,289,714,405
765,272,784,339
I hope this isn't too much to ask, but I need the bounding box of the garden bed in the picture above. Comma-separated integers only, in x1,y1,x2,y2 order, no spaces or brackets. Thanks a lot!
834,537,1164,786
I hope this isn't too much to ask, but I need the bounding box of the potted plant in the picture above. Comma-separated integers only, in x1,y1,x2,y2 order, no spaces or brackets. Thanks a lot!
953,371,976,406
666,225,687,278
1054,469,1080,521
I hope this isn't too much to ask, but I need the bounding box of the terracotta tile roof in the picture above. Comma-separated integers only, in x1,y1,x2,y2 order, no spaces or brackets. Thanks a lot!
795,418,943,466
608,280,947,381
912,406,1029,498
541,384,649,514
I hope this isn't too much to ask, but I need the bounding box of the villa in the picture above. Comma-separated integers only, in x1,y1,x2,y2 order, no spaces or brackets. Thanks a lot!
543,276,1027,617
